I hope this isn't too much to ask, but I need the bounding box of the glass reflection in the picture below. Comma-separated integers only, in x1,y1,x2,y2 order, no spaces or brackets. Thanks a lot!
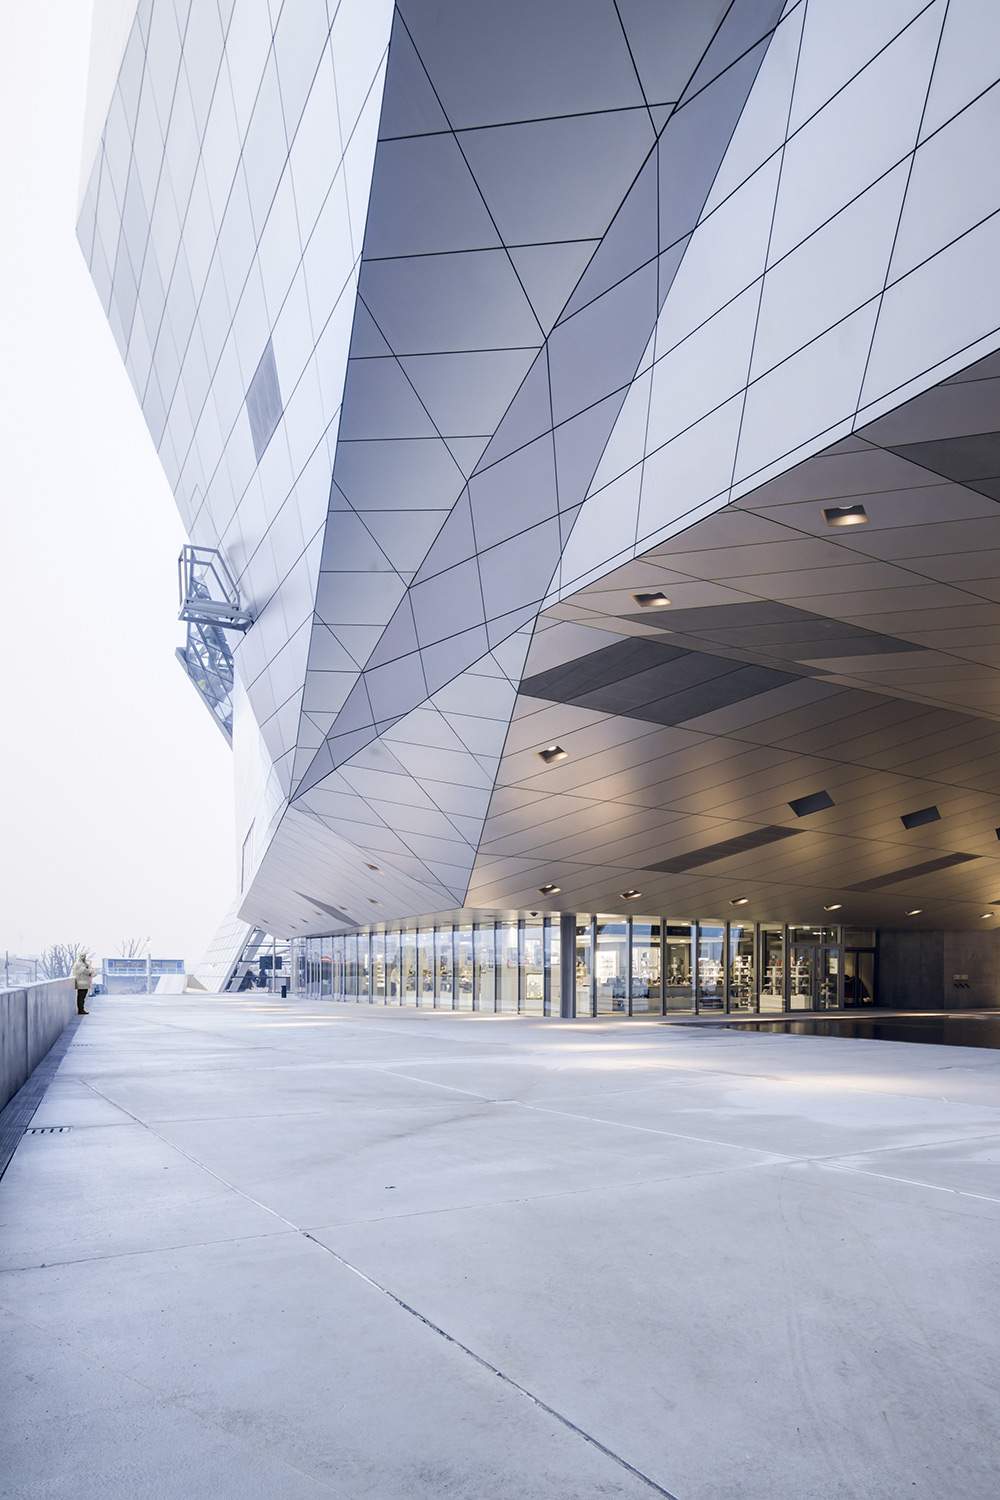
435,926,454,1009
664,924,695,1012
630,919,661,1014
789,944,814,1010
575,921,593,1018
358,932,370,1000
475,922,496,1012
728,924,755,1013
417,929,434,1005
385,930,400,1003
546,918,560,1017
372,931,386,1001
499,921,519,1013
402,929,417,1003
697,923,725,1012
759,925,784,1013
595,917,628,1015
456,927,474,1011
522,920,544,1016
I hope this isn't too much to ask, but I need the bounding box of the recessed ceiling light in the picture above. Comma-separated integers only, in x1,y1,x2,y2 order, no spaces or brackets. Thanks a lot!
981,911,994,919
620,889,641,901
823,903,843,912
539,883,560,895
633,590,672,608
789,790,834,817
906,909,923,916
901,805,940,830
730,896,749,906
538,744,567,765
366,863,380,871
823,503,869,527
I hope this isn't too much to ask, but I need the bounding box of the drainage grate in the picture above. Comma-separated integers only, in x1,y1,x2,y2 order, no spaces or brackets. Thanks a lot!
25,1125,71,1135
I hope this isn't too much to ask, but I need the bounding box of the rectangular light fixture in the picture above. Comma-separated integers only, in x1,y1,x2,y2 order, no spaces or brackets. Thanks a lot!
539,883,560,895
789,790,834,818
538,744,567,765
633,591,672,608
900,805,940,830
823,504,868,527
620,889,641,900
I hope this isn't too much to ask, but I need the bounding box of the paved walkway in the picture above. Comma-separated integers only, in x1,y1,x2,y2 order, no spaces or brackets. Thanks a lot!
3,993,999,1499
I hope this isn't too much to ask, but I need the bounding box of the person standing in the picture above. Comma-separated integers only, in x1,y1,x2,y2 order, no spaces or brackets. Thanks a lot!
71,952,95,1015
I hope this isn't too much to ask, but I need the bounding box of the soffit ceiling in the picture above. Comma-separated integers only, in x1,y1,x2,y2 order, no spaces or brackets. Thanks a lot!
467,350,1000,931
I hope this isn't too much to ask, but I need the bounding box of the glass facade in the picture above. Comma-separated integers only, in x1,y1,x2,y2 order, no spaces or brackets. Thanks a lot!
293,919,873,1016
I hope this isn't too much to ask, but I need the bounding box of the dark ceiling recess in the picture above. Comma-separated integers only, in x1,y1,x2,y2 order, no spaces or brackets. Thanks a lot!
889,430,1000,500
789,789,834,817
644,826,798,875
296,893,355,924
848,852,978,892
900,805,941,830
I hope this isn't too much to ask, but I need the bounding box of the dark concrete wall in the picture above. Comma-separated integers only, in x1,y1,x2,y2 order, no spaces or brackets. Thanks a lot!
0,979,76,1110
877,929,1000,1009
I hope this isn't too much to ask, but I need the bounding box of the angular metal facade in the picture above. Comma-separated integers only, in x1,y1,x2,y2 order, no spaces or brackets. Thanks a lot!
80,0,1000,941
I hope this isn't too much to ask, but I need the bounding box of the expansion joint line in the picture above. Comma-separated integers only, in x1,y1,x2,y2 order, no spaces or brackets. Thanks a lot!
78,1076,681,1496
301,1231,683,1500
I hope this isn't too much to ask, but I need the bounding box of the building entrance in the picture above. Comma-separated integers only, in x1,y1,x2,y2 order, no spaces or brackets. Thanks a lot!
789,941,841,1010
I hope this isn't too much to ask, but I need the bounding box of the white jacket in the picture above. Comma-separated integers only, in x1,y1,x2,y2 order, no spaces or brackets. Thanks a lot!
71,956,94,988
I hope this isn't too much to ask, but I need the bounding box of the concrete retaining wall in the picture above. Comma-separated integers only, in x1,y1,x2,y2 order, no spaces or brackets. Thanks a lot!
0,978,76,1111
877,929,1000,1009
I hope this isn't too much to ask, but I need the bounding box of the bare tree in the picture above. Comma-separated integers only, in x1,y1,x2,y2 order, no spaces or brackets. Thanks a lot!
118,936,150,958
38,942,86,979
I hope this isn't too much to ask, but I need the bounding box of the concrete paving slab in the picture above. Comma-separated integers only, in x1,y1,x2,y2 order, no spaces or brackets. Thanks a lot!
510,1072,1000,1158
153,1096,781,1229
0,1235,660,1500
81,1054,486,1123
314,1158,1000,1500
3,992,1000,1499
823,1131,1000,1202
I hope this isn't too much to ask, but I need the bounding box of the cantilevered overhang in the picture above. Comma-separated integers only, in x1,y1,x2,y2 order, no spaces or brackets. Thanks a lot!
467,351,1000,931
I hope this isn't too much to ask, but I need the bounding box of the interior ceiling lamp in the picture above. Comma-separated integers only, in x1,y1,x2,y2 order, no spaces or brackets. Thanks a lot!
981,911,994,919
730,896,749,906
905,908,923,916
633,590,672,608
539,883,560,895
823,503,869,527
823,903,843,911
538,744,567,765
620,889,642,900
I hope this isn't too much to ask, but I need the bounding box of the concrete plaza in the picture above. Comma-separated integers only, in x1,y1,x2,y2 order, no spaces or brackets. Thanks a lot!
2,993,999,1499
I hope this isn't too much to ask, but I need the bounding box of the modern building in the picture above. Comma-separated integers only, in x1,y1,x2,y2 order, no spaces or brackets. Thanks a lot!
79,0,1000,1017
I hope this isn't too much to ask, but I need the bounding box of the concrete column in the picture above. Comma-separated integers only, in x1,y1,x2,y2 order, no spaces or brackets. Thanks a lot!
560,913,576,1018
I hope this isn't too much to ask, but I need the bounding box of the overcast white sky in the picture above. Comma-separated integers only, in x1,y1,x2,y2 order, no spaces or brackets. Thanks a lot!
0,3,235,964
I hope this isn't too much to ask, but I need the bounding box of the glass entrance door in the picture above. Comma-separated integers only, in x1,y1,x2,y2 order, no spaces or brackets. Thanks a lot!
789,943,842,1010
